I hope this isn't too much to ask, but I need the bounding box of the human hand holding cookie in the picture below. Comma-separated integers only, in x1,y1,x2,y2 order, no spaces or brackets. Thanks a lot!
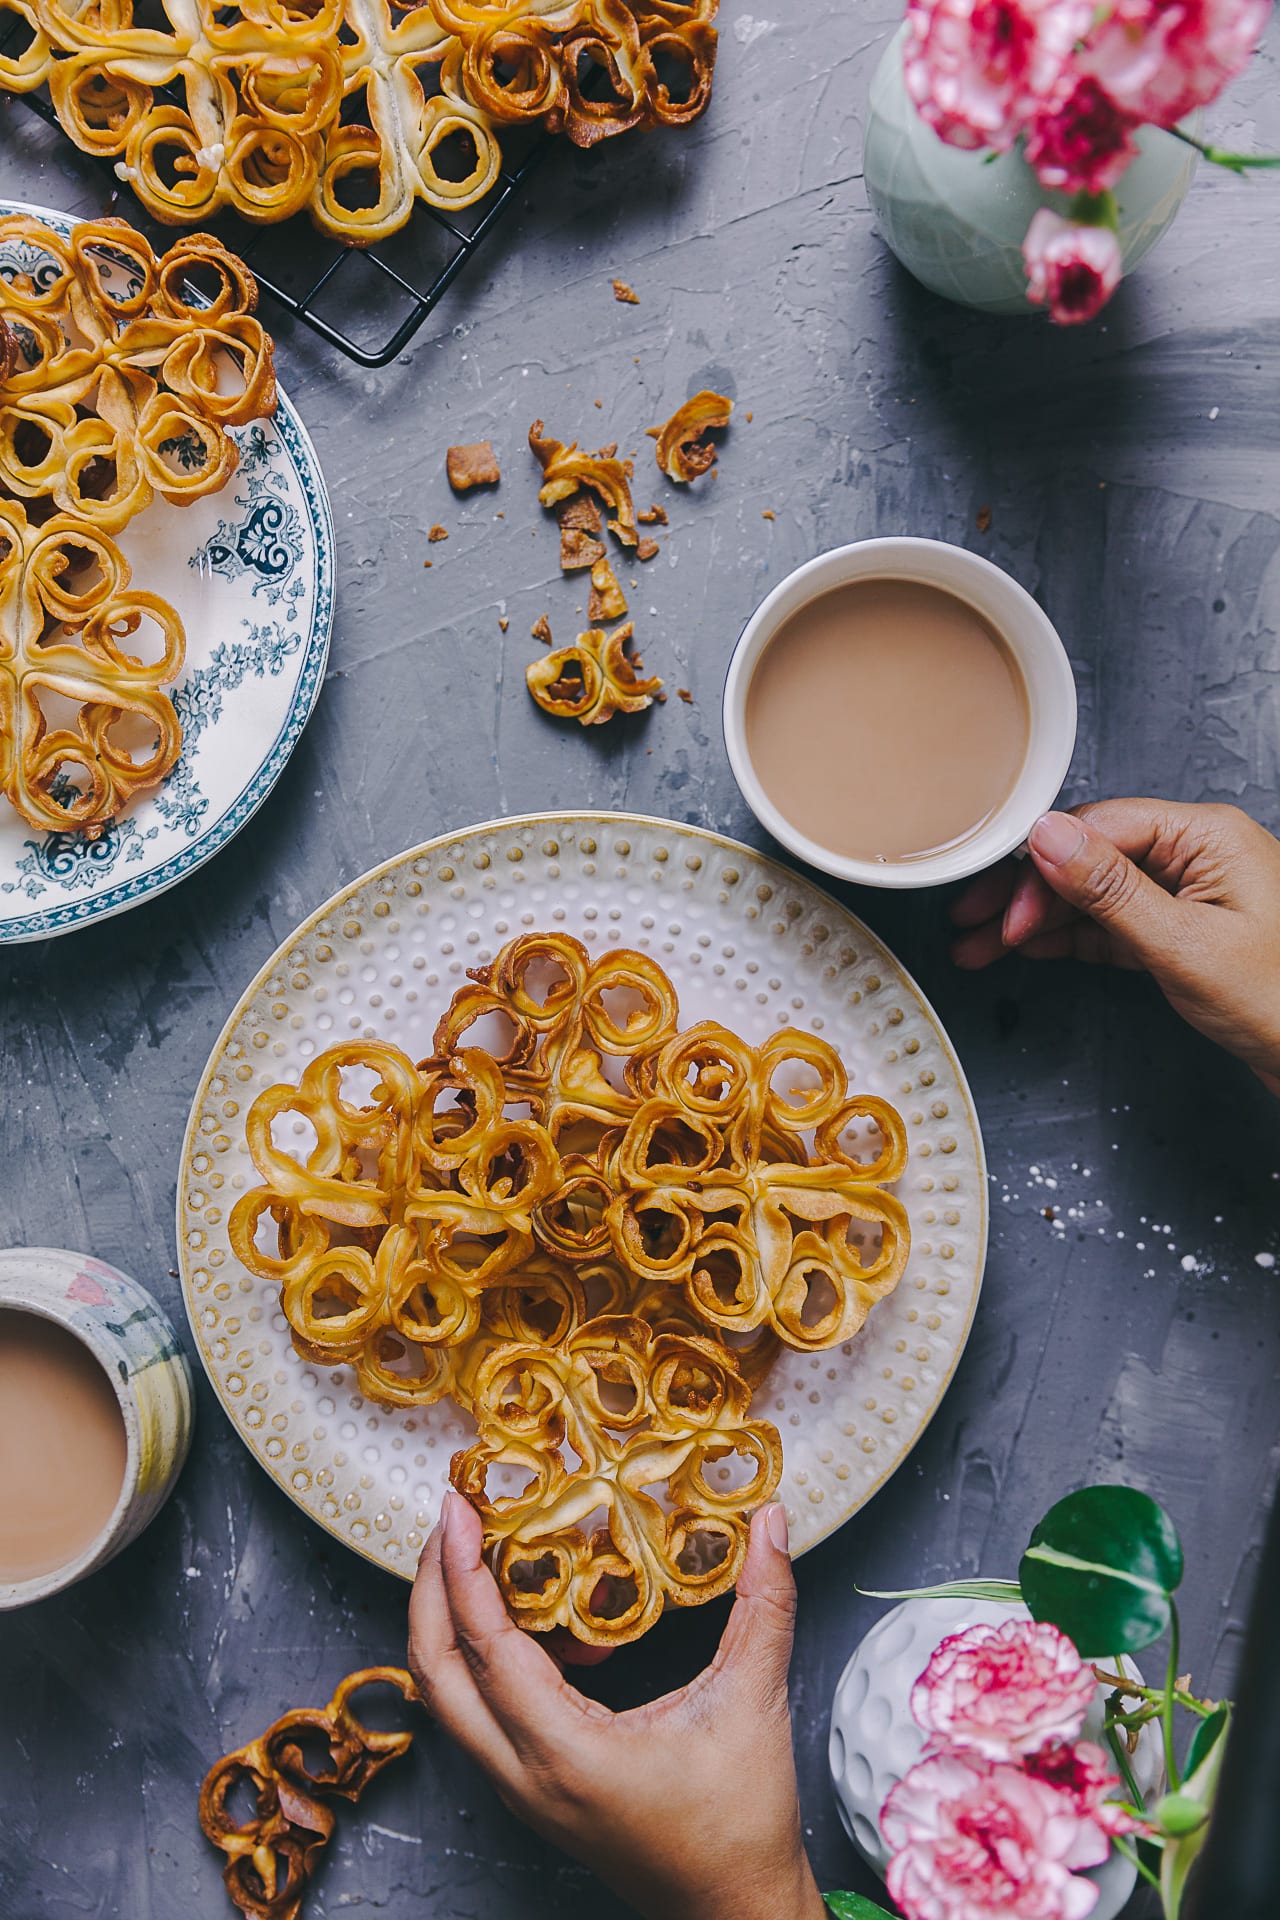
409,1492,827,1920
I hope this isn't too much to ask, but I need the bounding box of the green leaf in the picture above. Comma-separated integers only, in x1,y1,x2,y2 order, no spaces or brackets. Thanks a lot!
1019,1486,1183,1656
1161,1704,1230,1919
1183,1703,1229,1780
824,1896,897,1920
857,1579,1023,1605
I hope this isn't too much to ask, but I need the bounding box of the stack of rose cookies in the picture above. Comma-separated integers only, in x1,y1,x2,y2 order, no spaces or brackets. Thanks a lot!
230,932,911,1646
0,212,276,835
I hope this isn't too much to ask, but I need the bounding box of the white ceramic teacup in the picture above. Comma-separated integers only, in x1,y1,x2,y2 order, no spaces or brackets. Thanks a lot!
0,1247,194,1609
722,537,1078,889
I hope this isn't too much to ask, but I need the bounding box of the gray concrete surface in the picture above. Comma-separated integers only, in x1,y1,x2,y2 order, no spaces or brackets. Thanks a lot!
2,7,1279,1916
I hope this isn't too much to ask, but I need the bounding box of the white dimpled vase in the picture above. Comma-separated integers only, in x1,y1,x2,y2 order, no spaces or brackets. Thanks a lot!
828,1595,1165,1920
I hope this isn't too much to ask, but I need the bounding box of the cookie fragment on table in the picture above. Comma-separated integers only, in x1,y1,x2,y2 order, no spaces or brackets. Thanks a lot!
648,390,733,482
446,441,501,492
588,556,628,622
557,495,606,570
530,420,639,548
526,621,662,724
199,1667,418,1920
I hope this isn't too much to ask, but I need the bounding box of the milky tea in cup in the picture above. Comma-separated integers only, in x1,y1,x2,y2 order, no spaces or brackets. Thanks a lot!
0,1309,128,1584
0,1248,193,1609
723,539,1077,889
745,576,1030,864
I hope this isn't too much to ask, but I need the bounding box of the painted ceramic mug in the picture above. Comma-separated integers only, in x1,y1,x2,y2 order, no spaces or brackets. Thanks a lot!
0,1247,194,1608
722,537,1078,889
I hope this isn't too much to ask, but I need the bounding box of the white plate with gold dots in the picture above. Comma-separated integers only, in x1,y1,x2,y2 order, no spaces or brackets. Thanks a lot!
177,813,988,1579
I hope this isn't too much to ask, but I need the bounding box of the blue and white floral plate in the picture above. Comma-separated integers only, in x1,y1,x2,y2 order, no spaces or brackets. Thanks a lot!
0,199,334,943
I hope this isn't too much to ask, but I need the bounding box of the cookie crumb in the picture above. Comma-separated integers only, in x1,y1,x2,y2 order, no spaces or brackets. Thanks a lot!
677,687,693,704
428,524,449,541
613,278,641,304
499,616,509,632
637,538,660,561
446,441,500,492
531,614,552,644
976,505,992,533
761,509,775,521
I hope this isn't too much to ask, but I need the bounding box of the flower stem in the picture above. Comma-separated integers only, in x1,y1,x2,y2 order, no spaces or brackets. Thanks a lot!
1103,1708,1159,1735
1170,125,1280,173
1113,1836,1163,1892
1163,1605,1182,1792
1093,1668,1215,1716
1068,187,1119,227
1107,1724,1145,1809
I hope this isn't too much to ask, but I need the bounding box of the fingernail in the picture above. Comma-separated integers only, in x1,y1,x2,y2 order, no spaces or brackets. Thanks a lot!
1029,811,1085,867
765,1502,790,1555
1002,897,1031,948
440,1489,457,1534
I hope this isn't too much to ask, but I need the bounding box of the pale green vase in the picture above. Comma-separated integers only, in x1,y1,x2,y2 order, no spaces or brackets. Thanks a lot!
864,24,1199,315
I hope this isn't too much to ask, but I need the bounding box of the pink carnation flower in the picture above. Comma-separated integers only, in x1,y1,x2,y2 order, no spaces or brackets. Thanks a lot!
911,1619,1099,1759
1082,0,1272,129
1026,1739,1150,1838
904,0,1093,150
883,1750,1109,1920
1022,210,1123,323
1024,77,1142,191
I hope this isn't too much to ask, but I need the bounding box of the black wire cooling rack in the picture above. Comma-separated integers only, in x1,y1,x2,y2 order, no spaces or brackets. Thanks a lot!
0,24,548,368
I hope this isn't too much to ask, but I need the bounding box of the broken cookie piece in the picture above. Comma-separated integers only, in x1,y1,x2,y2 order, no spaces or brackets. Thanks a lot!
446,441,501,492
561,527,607,570
527,621,662,725
588,556,628,623
530,420,639,548
648,391,733,482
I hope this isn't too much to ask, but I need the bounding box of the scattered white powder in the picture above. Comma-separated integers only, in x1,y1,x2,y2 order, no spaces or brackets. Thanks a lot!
1002,1158,1238,1280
